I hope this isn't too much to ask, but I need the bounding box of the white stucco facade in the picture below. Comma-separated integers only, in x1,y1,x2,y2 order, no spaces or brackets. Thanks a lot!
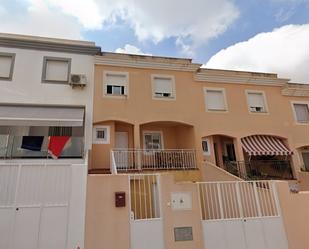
0,34,99,249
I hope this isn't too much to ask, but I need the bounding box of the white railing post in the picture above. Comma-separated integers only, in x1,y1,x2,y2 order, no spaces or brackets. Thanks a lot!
216,183,224,219
137,150,142,171
235,182,244,218
253,182,262,217
271,181,281,216
110,150,117,175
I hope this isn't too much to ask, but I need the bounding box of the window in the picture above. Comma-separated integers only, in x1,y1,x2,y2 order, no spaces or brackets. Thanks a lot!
104,71,128,97
152,75,175,99
93,125,110,144
204,88,227,111
42,56,71,83
143,132,163,150
202,138,210,155
293,103,309,123
246,91,267,113
0,53,15,81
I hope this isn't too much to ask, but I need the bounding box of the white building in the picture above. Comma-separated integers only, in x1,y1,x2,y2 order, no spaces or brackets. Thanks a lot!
0,33,100,249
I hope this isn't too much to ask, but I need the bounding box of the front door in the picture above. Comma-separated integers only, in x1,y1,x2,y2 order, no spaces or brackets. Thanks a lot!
226,143,236,161
115,132,129,170
302,152,309,171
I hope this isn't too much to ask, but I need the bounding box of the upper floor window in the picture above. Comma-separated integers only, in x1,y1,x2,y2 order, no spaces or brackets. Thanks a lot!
92,125,110,144
246,91,268,113
204,87,227,112
152,74,176,100
103,71,128,97
0,52,15,81
293,103,309,123
42,56,71,83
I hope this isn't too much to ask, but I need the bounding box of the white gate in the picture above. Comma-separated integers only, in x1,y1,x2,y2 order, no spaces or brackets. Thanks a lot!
129,174,164,249
0,163,71,249
198,181,289,249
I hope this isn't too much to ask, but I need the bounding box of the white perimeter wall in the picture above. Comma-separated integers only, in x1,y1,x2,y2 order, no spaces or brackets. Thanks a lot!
0,46,94,150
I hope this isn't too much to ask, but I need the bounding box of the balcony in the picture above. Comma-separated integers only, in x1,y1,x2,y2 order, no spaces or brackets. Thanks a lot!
225,160,294,180
110,149,197,173
0,135,84,159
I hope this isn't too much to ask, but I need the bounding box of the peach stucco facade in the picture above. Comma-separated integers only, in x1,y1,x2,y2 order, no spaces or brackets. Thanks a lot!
90,52,309,181
85,53,309,249
85,174,309,249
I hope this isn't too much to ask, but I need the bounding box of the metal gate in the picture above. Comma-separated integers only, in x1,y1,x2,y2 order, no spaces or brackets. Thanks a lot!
0,163,71,249
198,181,289,249
129,174,164,249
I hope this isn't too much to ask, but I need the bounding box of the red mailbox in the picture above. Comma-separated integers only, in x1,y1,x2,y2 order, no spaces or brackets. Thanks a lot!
115,192,126,207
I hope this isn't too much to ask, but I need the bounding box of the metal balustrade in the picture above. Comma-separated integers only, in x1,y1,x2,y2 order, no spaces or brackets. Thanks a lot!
0,135,84,159
225,160,294,180
111,149,197,173
198,181,280,220
130,174,161,220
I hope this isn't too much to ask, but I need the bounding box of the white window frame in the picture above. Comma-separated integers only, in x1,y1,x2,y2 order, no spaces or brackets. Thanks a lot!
245,90,269,114
151,74,176,100
103,71,129,98
204,87,228,112
291,101,309,124
42,56,71,84
92,125,110,144
143,131,164,151
202,138,210,156
0,52,16,81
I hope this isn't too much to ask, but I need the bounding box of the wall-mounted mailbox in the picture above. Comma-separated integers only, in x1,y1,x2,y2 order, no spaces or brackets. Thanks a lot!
115,192,126,207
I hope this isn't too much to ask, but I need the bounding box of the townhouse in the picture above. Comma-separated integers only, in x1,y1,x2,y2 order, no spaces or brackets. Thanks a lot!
90,52,309,182
85,52,309,249
1,33,309,249
0,33,99,249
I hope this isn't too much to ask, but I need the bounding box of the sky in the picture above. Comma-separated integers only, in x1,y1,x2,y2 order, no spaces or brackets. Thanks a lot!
0,0,309,83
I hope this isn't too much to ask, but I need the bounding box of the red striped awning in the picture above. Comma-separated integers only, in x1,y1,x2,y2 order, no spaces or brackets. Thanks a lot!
241,135,293,156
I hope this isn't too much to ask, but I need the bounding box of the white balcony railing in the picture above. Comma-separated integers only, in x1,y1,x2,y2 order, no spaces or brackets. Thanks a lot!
111,149,197,173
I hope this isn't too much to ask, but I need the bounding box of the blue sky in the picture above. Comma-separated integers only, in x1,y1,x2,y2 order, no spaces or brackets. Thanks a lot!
1,0,309,82
82,0,309,63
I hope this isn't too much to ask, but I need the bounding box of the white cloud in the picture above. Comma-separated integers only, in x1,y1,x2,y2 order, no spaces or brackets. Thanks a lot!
115,44,151,55
0,0,82,39
206,24,309,83
0,0,239,54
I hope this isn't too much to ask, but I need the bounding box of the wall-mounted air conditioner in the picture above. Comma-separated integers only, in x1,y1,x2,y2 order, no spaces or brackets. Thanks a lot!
69,74,87,88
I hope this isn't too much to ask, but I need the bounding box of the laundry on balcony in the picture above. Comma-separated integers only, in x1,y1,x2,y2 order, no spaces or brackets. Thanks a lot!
241,135,293,156
21,136,44,151
48,136,70,159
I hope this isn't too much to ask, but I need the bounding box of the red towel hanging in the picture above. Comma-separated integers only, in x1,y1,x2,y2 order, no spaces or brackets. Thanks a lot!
48,136,70,159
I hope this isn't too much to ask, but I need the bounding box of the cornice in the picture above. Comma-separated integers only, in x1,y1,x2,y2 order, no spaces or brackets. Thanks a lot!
281,83,309,97
194,70,289,86
0,37,101,55
95,55,202,72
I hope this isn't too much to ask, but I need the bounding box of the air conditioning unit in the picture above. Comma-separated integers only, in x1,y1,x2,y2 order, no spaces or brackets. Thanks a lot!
69,74,87,88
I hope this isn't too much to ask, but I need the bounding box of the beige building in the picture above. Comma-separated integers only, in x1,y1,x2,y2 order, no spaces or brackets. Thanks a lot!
85,52,309,249
89,52,309,182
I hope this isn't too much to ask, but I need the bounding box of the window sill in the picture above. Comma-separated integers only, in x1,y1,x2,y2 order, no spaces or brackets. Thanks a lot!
207,109,228,113
103,94,128,99
42,80,70,84
153,96,176,101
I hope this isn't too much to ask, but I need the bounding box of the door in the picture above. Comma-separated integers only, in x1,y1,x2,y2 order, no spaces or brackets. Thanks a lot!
226,143,236,161
115,132,129,169
0,164,71,249
302,152,309,171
